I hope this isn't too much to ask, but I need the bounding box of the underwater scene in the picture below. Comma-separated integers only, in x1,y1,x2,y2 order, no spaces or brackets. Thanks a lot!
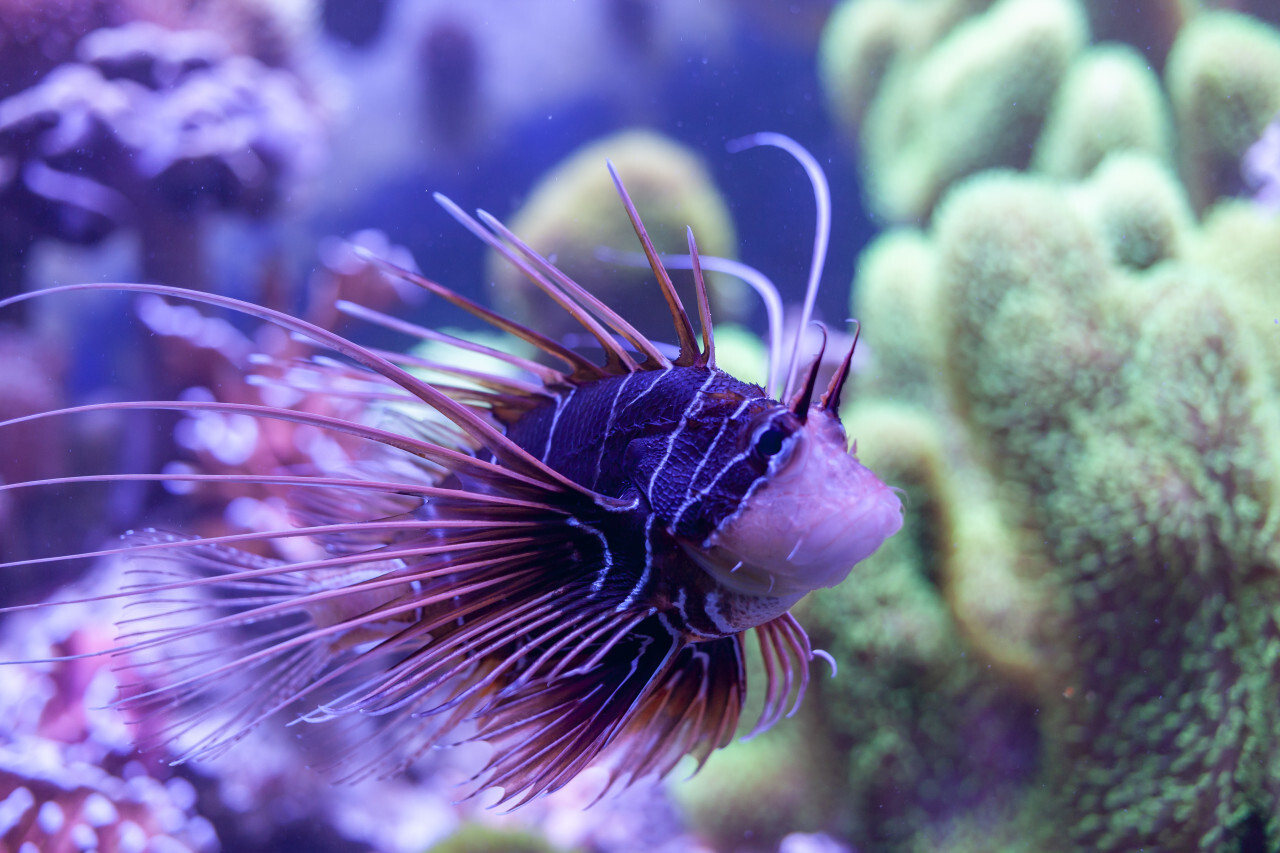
4,0,1280,851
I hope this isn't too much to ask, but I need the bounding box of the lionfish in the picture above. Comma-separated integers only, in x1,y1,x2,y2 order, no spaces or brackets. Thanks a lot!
0,133,902,807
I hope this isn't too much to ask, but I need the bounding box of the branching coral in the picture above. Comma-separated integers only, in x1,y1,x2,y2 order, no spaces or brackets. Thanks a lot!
1166,10,1280,211
815,149,1280,853
0,592,219,853
819,0,1088,222
1031,45,1173,181
940,170,1280,852
0,16,325,293
819,0,1280,224
799,5,1280,852
0,757,216,853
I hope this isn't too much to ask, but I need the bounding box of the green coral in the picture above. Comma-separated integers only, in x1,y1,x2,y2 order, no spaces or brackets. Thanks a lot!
838,0,1087,222
424,823,574,853
484,129,741,343
850,230,943,405
802,7,1280,852
1166,10,1280,212
795,401,1043,851
673,723,825,853
820,0,1280,224
1190,199,1280,371
817,148,1280,850
1070,152,1193,271
1032,45,1173,181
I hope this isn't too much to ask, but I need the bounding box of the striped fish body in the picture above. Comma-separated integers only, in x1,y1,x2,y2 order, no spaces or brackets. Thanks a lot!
506,366,794,637
0,134,903,809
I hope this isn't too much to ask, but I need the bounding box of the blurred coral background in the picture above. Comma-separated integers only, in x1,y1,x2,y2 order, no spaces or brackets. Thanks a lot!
4,1,1280,852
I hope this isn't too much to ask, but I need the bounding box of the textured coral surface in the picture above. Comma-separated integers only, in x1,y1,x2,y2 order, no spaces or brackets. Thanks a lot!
808,1,1280,850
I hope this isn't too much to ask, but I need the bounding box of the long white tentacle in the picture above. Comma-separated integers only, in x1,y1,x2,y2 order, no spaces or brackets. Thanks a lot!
727,132,831,403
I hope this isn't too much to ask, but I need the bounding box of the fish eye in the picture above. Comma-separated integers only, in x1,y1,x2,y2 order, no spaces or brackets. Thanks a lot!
749,414,798,461
755,426,786,457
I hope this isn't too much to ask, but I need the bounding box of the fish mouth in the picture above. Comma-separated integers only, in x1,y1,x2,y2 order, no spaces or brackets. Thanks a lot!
686,412,903,600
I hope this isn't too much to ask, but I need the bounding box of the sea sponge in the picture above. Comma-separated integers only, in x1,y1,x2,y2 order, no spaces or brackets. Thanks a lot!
484,129,739,343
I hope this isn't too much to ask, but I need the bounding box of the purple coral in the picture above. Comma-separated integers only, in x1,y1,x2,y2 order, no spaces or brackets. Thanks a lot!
0,759,218,853
1242,113,1280,211
0,587,218,853
0,21,325,292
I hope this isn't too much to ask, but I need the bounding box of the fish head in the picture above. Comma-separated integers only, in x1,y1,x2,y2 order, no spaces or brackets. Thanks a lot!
683,402,903,601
